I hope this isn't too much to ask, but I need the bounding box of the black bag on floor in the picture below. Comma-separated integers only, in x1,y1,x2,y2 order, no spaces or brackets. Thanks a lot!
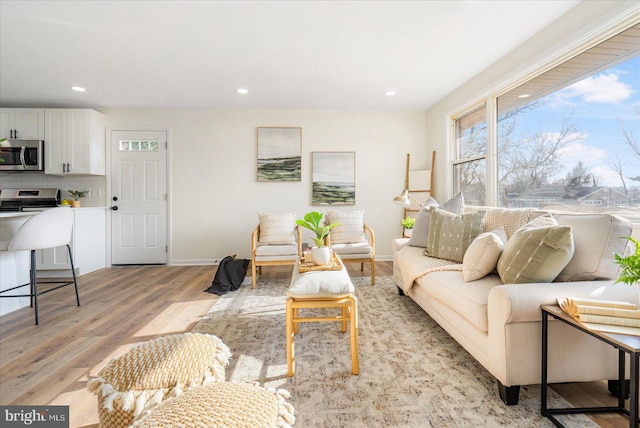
205,255,250,295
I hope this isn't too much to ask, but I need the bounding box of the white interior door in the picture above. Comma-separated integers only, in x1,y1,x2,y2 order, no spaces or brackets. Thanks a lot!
111,130,167,264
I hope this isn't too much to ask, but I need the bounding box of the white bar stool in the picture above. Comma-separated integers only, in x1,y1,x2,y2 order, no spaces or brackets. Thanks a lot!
0,208,79,325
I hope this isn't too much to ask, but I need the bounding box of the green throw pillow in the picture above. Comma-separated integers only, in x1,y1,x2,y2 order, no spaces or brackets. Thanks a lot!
425,208,485,262
497,216,574,284
408,192,464,248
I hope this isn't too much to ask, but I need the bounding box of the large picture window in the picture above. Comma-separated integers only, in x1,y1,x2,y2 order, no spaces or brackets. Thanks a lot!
453,23,640,219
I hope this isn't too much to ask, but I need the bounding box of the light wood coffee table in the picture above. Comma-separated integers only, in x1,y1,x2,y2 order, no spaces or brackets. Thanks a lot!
285,258,359,376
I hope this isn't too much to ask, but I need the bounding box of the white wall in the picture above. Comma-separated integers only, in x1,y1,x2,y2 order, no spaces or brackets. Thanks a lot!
102,108,430,264
425,0,639,200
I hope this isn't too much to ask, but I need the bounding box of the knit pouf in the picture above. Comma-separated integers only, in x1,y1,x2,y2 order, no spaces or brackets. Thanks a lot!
131,382,295,427
87,333,232,428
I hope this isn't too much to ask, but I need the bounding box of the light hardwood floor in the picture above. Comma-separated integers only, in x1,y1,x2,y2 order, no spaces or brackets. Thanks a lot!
0,262,628,427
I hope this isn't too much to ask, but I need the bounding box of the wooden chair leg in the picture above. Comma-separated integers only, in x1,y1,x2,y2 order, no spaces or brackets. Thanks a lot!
350,296,359,375
341,306,347,332
371,259,375,285
286,298,295,377
293,308,300,334
251,261,257,289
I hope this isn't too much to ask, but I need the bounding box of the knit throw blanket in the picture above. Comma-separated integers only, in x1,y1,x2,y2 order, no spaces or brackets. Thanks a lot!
396,245,461,295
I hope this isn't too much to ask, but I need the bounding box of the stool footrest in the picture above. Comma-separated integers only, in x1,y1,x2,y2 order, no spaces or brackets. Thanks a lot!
294,315,351,323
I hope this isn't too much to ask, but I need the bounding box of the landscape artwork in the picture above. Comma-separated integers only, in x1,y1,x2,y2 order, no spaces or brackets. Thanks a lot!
312,151,355,205
257,127,302,181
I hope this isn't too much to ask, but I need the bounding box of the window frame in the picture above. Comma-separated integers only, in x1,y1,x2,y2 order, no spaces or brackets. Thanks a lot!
449,15,640,211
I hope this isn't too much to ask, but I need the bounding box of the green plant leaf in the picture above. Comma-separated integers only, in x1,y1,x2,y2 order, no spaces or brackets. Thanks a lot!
296,211,340,248
614,237,640,286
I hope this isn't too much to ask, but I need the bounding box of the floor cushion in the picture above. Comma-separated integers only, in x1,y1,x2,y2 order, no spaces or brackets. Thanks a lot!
87,333,231,428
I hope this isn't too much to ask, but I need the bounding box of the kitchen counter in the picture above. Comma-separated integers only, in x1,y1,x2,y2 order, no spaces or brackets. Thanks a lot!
0,206,105,218
0,211,37,219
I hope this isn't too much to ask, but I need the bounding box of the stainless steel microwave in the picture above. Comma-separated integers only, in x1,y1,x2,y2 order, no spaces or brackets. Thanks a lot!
0,140,44,171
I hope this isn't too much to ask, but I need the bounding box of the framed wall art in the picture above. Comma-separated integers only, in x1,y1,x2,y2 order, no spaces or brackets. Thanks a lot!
312,151,355,205
257,127,302,181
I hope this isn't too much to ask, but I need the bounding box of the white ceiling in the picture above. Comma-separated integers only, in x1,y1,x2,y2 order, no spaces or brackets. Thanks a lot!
0,0,582,111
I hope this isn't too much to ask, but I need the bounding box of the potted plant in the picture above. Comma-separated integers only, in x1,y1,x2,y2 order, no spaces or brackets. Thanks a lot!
296,211,340,265
67,189,89,208
614,236,640,306
401,216,415,237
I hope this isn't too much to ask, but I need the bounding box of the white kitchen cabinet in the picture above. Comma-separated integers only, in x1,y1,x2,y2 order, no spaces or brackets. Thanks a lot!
44,109,106,175
0,108,45,140
36,208,106,276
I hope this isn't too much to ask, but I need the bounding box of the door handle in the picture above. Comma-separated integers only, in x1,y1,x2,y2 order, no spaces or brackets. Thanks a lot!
19,146,26,169
111,206,119,211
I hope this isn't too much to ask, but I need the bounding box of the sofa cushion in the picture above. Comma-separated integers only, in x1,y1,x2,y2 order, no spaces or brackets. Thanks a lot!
553,213,633,282
331,242,372,255
258,212,297,245
418,270,502,332
463,228,507,282
255,243,299,257
326,210,366,244
408,192,464,248
425,208,485,262
497,216,574,284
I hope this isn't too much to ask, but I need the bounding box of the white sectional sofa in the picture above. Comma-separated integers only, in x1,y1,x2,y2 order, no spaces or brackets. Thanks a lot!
392,206,636,405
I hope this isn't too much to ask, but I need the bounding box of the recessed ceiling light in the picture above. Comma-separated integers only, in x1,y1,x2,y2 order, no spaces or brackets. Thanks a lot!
517,94,531,99
236,88,249,94
71,86,86,92
385,90,396,96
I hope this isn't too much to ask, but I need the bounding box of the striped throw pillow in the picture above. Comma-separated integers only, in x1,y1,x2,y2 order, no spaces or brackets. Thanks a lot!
258,212,297,245
425,208,485,262
326,210,366,244
497,216,574,284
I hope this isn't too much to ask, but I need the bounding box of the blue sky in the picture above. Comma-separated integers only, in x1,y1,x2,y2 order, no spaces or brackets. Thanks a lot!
513,55,639,187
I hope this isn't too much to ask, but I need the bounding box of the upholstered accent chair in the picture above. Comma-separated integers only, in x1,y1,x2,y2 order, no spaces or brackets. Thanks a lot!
250,212,302,289
325,210,375,285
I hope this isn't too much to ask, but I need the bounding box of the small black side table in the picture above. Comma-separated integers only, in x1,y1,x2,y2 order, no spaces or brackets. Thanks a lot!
541,305,640,428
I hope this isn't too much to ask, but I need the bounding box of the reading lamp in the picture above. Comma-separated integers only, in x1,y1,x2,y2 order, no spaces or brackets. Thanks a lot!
393,189,423,208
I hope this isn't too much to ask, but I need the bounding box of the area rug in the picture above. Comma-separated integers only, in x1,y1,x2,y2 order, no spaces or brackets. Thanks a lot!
194,276,597,427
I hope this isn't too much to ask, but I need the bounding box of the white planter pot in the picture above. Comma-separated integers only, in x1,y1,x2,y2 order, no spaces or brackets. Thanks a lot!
404,229,413,238
311,247,331,266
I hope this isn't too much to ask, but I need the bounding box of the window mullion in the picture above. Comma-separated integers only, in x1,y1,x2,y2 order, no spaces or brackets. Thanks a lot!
485,96,498,207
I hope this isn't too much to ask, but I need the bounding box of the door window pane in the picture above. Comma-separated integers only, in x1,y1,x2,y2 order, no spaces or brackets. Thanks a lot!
119,140,159,152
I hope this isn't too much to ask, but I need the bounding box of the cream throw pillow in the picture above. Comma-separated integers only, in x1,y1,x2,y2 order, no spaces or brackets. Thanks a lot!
497,216,574,284
408,192,464,248
258,212,297,245
462,228,507,282
326,210,366,244
425,207,485,262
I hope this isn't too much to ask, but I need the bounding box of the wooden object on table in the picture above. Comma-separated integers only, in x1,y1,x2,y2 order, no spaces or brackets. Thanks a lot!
298,251,343,273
